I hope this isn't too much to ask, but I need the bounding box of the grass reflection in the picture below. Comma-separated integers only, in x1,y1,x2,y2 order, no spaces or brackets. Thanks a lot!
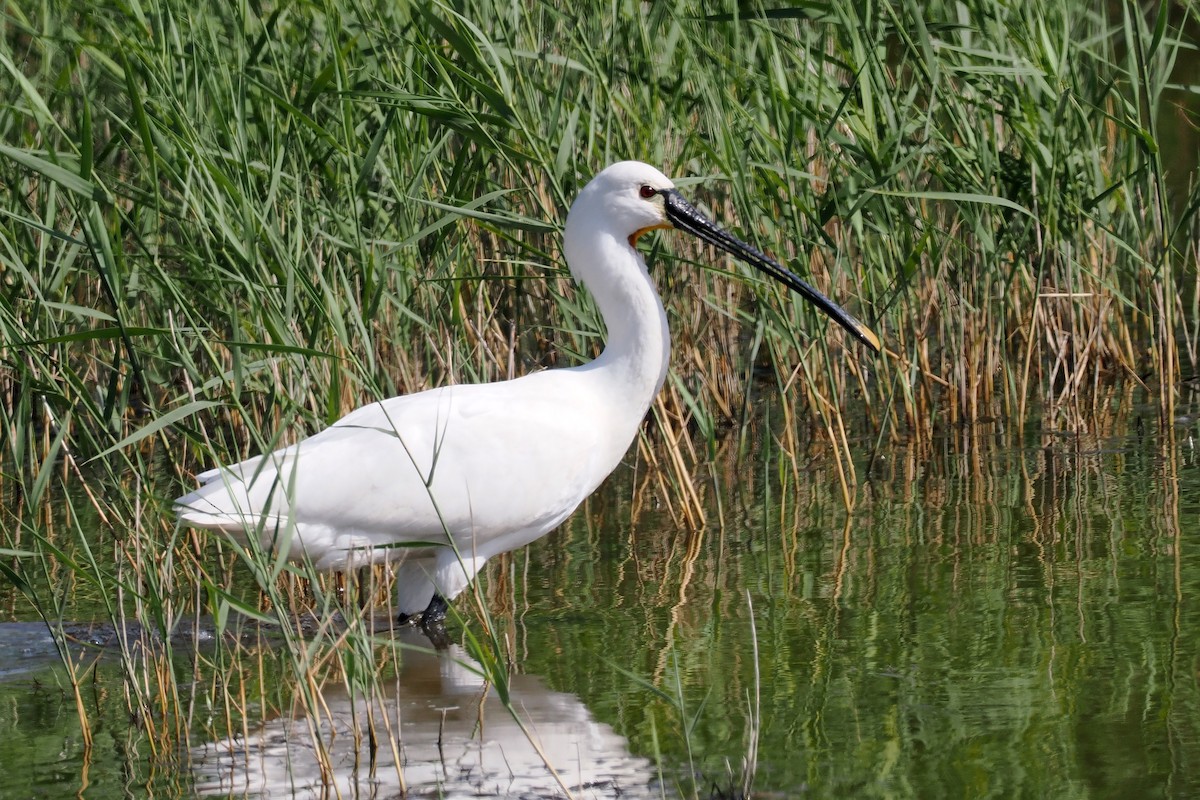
502,392,1200,797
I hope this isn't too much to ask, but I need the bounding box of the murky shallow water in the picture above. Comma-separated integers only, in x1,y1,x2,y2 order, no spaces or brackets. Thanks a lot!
2,406,1199,798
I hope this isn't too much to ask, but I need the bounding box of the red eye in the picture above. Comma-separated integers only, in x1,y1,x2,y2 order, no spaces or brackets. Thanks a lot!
638,184,657,199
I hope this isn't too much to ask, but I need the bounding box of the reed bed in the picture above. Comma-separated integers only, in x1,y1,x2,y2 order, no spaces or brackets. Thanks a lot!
0,0,1197,796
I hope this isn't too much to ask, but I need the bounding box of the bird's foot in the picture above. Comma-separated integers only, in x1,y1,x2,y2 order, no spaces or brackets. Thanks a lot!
420,594,448,626
397,594,452,649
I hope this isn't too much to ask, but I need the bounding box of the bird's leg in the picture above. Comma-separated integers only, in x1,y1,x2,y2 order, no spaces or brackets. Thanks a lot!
419,594,451,649
396,592,447,624
421,593,449,625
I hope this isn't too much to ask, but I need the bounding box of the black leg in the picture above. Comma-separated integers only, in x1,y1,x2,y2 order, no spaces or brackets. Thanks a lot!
420,594,451,649
422,594,448,625
396,593,448,625
397,594,452,646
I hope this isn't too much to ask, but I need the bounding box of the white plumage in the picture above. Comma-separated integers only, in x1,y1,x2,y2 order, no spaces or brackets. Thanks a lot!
176,161,879,624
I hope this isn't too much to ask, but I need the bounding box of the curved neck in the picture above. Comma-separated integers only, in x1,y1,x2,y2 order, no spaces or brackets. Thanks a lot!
564,226,671,423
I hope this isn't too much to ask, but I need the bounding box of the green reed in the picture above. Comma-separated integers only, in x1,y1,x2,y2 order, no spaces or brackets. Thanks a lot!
0,0,1197,794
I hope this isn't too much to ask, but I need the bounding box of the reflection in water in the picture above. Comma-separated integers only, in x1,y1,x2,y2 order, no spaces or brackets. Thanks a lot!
192,630,658,799
493,401,1200,798
5,395,1200,798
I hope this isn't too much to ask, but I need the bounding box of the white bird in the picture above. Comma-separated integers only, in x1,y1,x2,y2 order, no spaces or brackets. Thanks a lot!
176,161,880,639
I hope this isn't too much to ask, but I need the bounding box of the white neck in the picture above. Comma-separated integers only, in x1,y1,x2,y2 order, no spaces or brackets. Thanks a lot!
563,223,671,430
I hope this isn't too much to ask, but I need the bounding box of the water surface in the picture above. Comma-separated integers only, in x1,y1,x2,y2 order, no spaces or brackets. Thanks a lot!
1,403,1198,798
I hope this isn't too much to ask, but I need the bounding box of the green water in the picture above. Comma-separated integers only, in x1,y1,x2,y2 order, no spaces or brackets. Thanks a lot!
1,405,1199,798
508,415,1200,798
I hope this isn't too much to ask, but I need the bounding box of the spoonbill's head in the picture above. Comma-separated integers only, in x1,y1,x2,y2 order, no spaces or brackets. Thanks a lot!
566,160,678,246
567,160,881,354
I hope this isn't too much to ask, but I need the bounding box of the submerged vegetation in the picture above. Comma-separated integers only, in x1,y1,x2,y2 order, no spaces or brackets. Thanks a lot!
1,0,1198,796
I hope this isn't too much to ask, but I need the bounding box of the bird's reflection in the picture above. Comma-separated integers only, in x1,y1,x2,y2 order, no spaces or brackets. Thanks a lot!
192,629,658,799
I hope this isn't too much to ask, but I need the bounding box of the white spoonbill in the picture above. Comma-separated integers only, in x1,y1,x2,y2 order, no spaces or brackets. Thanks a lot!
176,161,880,639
